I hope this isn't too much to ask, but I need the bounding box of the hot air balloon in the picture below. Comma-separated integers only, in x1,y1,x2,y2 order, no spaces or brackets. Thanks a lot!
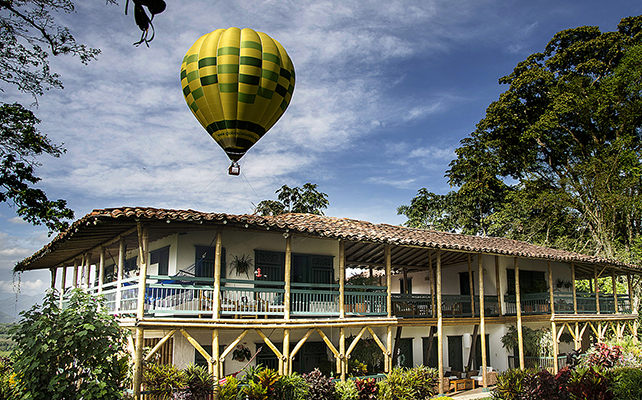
180,27,296,175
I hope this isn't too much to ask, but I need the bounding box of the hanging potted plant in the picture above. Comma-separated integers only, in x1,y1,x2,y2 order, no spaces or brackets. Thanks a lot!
229,254,253,278
232,343,252,362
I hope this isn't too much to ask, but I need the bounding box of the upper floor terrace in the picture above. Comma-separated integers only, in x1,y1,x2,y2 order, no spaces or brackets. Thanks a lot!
16,207,642,324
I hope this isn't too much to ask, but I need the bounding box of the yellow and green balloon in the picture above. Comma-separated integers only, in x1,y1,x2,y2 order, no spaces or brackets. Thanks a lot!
180,27,296,170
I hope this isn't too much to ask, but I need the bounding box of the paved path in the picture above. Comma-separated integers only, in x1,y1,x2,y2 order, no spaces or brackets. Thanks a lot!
432,386,494,399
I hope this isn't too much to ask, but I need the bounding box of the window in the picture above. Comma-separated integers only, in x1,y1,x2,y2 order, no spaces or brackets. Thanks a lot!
254,250,333,284
124,257,137,277
506,269,547,295
195,246,226,278
150,246,170,276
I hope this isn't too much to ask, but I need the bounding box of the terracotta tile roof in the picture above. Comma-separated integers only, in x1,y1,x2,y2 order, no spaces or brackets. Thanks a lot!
15,207,641,272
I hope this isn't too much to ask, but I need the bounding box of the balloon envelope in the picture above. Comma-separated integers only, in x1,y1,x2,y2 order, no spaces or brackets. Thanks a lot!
181,27,296,162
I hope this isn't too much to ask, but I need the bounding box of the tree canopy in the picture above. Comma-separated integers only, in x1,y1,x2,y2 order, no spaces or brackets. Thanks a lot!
254,183,330,216
398,15,642,264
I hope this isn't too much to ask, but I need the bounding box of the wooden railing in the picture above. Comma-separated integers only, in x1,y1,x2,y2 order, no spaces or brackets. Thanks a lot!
391,294,500,318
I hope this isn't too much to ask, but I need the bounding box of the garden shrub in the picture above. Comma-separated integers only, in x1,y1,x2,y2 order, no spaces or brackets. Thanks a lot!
584,343,622,368
521,368,571,400
303,368,337,400
217,375,240,400
610,367,642,400
239,365,281,400
0,356,16,400
335,379,358,400
566,366,613,400
10,289,130,400
183,363,215,399
274,372,309,400
377,366,437,400
354,377,377,400
491,368,533,400
143,363,186,399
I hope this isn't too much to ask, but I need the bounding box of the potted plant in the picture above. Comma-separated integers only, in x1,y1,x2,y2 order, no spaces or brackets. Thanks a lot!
232,343,252,362
229,254,253,278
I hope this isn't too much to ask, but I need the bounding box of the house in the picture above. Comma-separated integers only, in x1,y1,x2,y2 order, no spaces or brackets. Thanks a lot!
15,207,641,397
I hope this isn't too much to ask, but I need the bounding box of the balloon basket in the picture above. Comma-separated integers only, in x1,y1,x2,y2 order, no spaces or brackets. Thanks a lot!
228,162,240,176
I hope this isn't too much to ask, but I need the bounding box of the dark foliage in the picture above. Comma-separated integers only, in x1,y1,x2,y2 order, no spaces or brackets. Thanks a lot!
566,366,613,400
303,368,337,400
355,378,377,400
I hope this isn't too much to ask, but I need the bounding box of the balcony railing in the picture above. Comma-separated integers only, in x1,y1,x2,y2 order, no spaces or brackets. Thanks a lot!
503,292,631,315
391,294,500,318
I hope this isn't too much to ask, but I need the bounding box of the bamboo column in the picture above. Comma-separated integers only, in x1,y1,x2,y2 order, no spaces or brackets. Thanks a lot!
478,254,487,390
213,229,222,320
339,241,346,319
59,265,67,307
283,329,290,377
116,237,126,312
50,267,57,289
612,273,619,314
133,223,149,399
340,327,346,381
284,235,292,320
428,249,435,317
386,325,393,373
627,274,634,314
515,257,524,370
386,245,392,319
594,265,601,314
437,249,444,395
468,254,475,318
571,263,578,314
84,252,92,288
212,329,220,382
98,247,105,294
495,256,503,315
72,258,79,288
548,261,558,373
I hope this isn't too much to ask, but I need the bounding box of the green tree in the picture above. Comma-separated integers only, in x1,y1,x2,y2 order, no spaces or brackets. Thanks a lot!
10,289,130,400
399,15,642,264
254,183,330,216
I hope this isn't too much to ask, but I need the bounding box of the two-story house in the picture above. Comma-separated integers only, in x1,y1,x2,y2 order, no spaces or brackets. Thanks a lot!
15,207,641,397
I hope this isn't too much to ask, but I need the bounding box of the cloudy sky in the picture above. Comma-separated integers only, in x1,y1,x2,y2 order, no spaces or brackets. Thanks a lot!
1,0,641,306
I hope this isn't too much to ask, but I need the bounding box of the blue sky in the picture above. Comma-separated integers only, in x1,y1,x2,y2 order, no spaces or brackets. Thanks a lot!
1,0,641,304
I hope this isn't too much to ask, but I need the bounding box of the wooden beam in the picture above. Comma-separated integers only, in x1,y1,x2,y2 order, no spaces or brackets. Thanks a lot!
392,326,403,368
515,257,524,370
551,322,559,373
136,223,149,319
213,229,222,319
478,254,487,389
571,263,578,315
339,241,346,319
315,328,340,360
98,247,105,294
612,273,619,314
386,245,392,319
495,256,503,315
283,329,290,376
594,265,601,314
181,329,212,367
346,327,368,358
284,236,292,319
466,325,479,371
437,249,444,394
145,330,177,361
468,254,475,318
220,330,250,361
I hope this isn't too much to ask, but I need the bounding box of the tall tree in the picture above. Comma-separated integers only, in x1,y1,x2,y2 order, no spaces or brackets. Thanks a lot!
399,15,642,263
254,183,330,216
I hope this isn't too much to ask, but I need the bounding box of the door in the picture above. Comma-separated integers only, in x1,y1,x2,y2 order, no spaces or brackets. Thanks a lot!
395,338,413,368
448,336,463,373
422,336,438,368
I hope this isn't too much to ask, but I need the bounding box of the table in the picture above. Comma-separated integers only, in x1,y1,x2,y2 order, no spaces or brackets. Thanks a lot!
449,378,474,393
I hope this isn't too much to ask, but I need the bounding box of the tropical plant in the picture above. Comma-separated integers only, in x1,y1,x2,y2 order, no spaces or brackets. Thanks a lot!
521,368,571,400
303,368,337,400
347,336,384,374
566,366,613,400
183,363,215,399
584,343,623,369
354,378,377,400
218,375,241,400
274,373,309,400
335,379,359,400
500,325,553,359
377,366,437,400
491,368,533,400
229,255,254,278
143,363,186,400
610,367,642,400
10,289,130,400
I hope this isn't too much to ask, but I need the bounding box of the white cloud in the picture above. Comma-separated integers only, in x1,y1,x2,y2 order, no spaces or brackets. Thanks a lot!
8,217,28,225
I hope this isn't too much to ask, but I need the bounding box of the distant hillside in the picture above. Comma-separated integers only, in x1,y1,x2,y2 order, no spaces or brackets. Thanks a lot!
0,294,44,322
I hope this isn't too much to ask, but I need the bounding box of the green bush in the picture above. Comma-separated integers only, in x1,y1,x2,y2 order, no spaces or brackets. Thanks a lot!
217,375,240,400
183,363,215,399
491,368,533,400
142,363,186,399
335,379,358,400
609,367,642,400
566,366,613,400
275,373,309,400
377,366,437,400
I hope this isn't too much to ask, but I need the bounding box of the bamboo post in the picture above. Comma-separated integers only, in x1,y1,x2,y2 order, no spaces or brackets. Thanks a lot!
283,329,290,376
428,249,435,317
98,247,105,294
571,263,578,314
59,265,67,307
437,249,444,395
213,229,222,320
468,254,475,318
340,327,346,381
284,235,292,319
84,252,91,288
339,241,345,319
133,223,149,400
478,254,487,390
495,255,503,315
612,273,619,314
386,245,392,318
515,257,524,370
548,261,556,315
49,267,56,289
627,274,634,314
386,325,393,373
72,258,79,288
116,237,125,313
213,329,220,380
551,322,559,374
594,265,601,314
